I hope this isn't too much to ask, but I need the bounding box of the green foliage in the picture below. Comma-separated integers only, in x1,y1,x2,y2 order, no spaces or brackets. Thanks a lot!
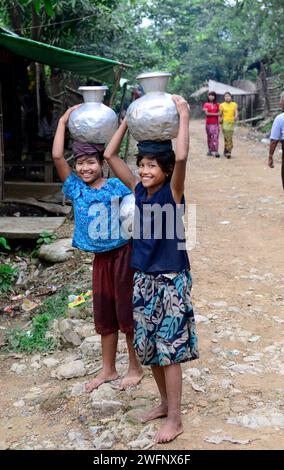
36,230,58,247
0,237,11,251
36,0,54,16
31,231,58,258
0,0,283,98
4,288,68,353
0,263,18,292
5,316,56,353
17,0,55,16
138,0,284,96
258,120,273,134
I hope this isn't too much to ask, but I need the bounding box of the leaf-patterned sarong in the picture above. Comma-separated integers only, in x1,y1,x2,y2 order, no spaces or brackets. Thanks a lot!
133,270,199,366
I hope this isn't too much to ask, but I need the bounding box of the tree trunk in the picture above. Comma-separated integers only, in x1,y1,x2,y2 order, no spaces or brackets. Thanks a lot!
10,5,23,34
32,3,42,41
0,83,4,201
260,61,270,115
32,3,45,125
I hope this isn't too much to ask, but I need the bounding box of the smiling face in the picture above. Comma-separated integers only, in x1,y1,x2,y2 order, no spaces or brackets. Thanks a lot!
138,157,167,192
75,154,103,185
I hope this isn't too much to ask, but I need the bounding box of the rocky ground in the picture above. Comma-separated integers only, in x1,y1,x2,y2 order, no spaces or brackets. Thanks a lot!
0,120,284,450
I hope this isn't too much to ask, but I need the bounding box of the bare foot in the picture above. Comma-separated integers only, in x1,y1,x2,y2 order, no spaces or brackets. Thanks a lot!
85,370,119,393
119,368,144,390
139,404,168,423
155,417,183,443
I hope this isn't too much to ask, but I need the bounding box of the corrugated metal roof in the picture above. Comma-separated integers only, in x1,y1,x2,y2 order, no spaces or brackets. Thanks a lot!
208,80,255,96
191,80,256,97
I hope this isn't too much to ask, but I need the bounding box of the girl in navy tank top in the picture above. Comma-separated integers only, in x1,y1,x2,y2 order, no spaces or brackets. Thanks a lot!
104,95,199,444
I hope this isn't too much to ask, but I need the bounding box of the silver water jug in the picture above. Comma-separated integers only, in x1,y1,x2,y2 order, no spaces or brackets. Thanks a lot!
119,193,135,239
126,72,179,142
68,86,118,144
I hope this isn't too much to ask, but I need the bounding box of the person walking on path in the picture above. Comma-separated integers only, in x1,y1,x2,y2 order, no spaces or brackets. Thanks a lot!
219,92,238,158
203,91,220,157
268,91,284,190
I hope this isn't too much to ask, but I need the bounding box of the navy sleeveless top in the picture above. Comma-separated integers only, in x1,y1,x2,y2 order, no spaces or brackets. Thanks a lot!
131,182,190,274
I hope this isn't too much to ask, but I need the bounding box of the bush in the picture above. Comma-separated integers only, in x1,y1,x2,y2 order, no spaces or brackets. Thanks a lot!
0,263,18,292
4,289,68,353
0,237,11,251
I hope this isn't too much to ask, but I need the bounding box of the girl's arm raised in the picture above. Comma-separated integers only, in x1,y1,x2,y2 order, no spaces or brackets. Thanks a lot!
52,105,80,182
104,119,138,191
170,95,190,204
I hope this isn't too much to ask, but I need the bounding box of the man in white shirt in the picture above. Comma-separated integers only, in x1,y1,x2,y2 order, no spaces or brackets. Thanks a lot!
268,91,284,189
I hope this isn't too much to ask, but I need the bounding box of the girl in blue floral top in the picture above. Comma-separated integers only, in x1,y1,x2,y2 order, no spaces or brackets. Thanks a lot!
52,106,143,391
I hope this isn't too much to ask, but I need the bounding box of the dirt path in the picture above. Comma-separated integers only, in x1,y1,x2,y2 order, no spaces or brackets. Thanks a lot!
1,120,284,450
178,120,284,450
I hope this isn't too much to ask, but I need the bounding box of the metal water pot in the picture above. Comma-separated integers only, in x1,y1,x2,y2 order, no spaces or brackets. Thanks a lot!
126,72,179,141
119,193,135,239
68,86,118,144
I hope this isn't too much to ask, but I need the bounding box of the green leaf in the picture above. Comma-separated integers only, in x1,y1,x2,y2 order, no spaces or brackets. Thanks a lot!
18,0,32,5
0,263,18,292
43,0,54,16
0,237,11,250
33,0,41,14
4,288,69,353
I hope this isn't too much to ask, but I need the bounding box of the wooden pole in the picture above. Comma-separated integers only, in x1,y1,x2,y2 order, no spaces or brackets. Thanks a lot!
109,67,122,109
118,81,128,122
0,82,4,201
35,62,41,128
124,129,130,163
260,61,270,115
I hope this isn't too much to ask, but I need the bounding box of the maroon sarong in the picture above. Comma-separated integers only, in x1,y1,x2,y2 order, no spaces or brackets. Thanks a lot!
92,242,134,335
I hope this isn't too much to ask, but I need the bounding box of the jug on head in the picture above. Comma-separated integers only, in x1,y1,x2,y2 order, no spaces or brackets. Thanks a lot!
68,86,118,144
126,72,179,142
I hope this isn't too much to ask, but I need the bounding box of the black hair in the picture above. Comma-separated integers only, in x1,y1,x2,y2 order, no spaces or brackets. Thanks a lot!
208,91,217,102
74,152,104,165
136,151,175,181
94,152,104,165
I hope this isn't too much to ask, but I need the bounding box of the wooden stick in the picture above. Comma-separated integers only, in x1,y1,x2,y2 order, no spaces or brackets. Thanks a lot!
65,85,83,98
118,81,128,122
0,83,4,201
124,129,130,162
109,66,122,109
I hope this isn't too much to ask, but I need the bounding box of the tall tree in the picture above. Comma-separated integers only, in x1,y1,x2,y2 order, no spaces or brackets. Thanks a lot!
0,0,283,96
